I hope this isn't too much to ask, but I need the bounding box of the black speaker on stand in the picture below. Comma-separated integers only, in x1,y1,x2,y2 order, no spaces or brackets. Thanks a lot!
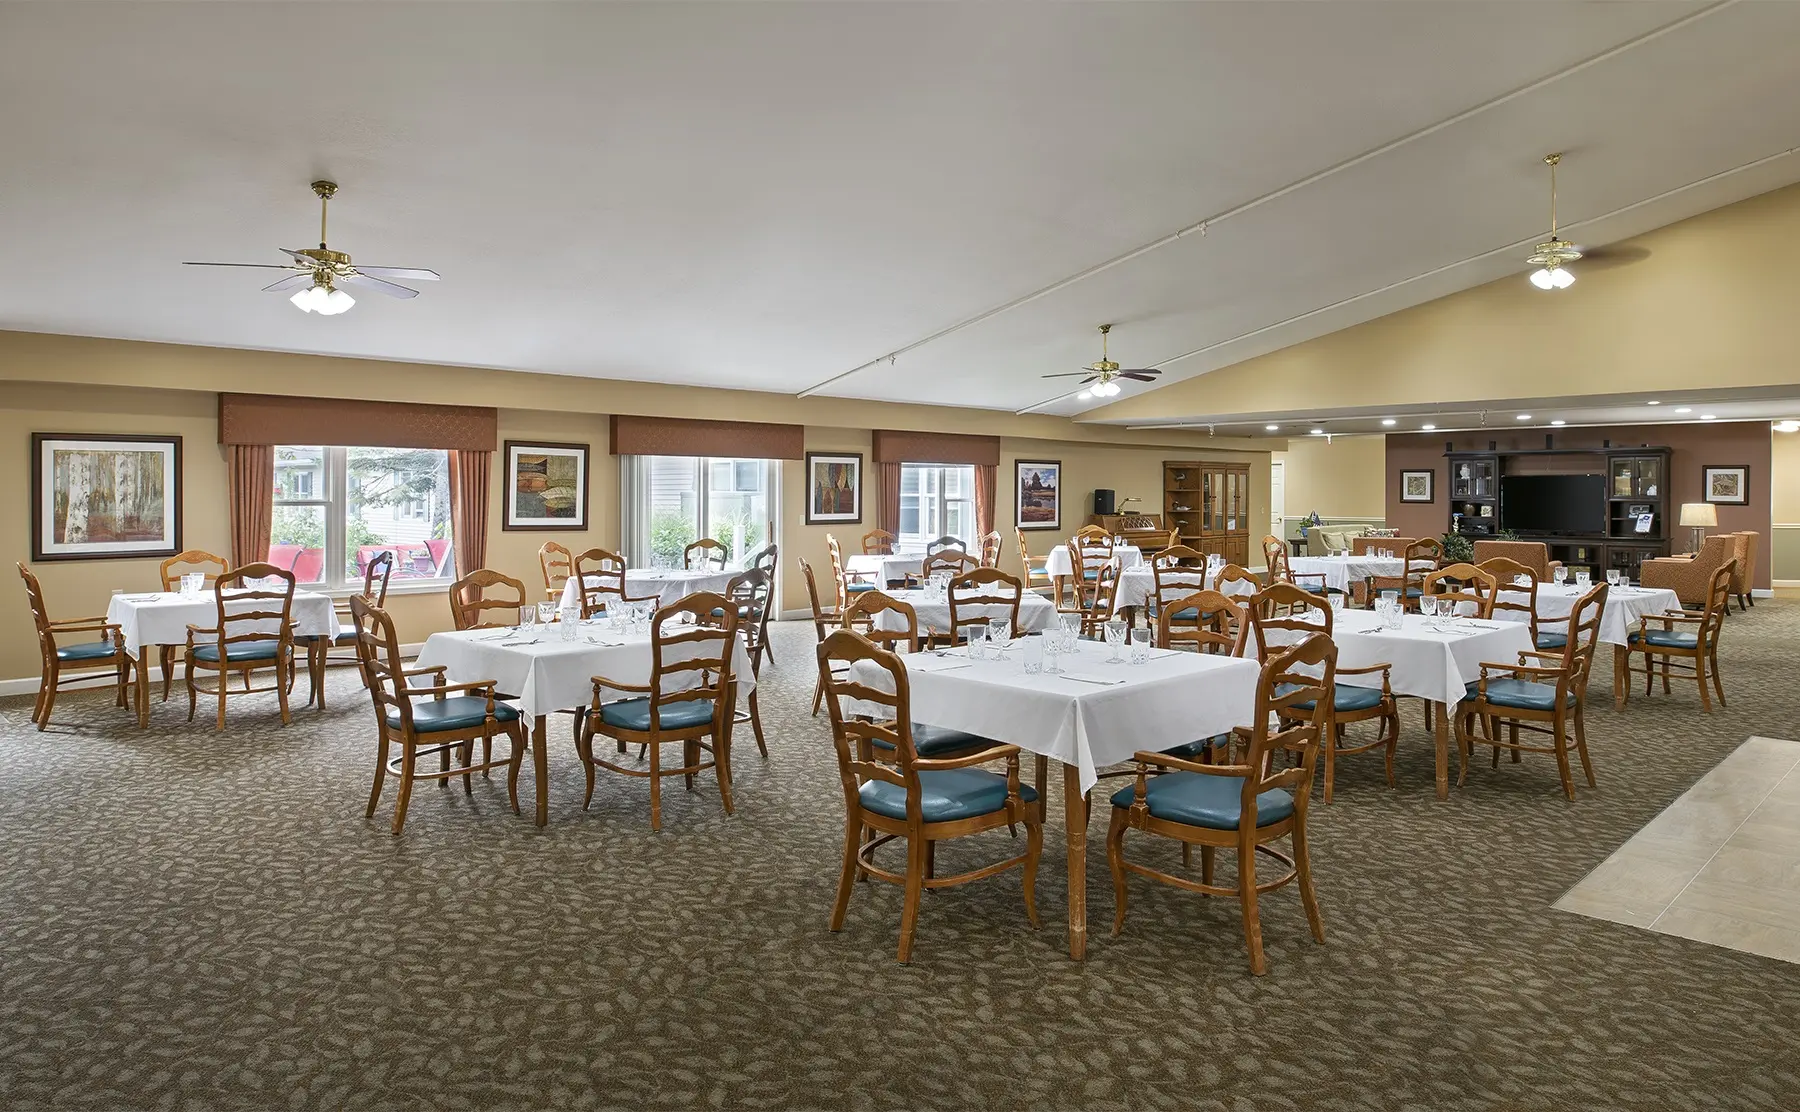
1093,489,1116,516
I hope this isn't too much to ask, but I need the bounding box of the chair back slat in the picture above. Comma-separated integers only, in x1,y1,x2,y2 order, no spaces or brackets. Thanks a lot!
1155,589,1248,656
843,590,919,654
210,563,297,649
539,541,573,601
922,549,978,581
949,567,1023,642
979,530,1003,568
1213,563,1261,597
1245,582,1331,660
1480,556,1539,635
1151,544,1210,613
451,568,529,628
861,529,896,555
569,548,631,619
925,535,966,557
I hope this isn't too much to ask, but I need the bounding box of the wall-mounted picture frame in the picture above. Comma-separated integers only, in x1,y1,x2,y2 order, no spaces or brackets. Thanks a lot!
502,440,590,530
1016,459,1061,530
1399,469,1434,504
1703,464,1749,506
32,433,183,562
805,451,863,525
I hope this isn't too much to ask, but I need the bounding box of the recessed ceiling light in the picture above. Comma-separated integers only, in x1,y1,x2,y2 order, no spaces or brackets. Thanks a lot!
1674,407,1692,414
1646,400,1660,406
1701,414,1717,420
1265,424,1279,431
1516,414,1532,421
1551,420,1566,426
1421,423,1436,430
1776,420,1800,433
1309,428,1324,435
1381,418,1397,426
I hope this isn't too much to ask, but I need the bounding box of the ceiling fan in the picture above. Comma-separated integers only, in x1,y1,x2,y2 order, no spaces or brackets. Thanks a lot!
183,181,439,315
1041,324,1161,397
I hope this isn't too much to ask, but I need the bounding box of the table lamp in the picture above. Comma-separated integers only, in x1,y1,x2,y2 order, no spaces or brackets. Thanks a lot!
1678,502,1717,554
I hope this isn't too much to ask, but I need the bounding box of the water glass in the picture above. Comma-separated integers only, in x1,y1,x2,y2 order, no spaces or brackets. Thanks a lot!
1129,628,1151,664
1575,570,1591,590
1420,596,1439,619
1105,619,1127,662
1553,566,1568,585
560,606,581,640
1043,631,1063,675
1022,637,1044,675
1329,593,1345,614
968,626,986,660
538,601,557,624
987,618,1011,652
1059,614,1081,647
1606,569,1621,587
182,573,203,598
519,605,537,630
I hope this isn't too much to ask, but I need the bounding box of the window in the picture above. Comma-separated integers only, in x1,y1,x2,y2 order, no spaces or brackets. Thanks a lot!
270,445,455,588
623,456,778,569
899,463,975,550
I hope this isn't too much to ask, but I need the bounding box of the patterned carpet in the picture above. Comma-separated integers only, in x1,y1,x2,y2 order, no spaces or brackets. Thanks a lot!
3,603,1799,1111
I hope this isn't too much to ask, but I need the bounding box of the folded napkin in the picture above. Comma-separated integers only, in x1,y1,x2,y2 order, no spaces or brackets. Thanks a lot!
908,657,972,674
1057,672,1127,686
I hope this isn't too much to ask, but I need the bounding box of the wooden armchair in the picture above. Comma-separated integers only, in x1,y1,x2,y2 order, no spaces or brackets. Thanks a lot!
979,530,1003,569
1472,539,1560,581
1150,545,1209,625
1457,582,1606,799
570,548,655,618
1423,562,1498,619
946,567,1023,645
1213,563,1261,599
721,568,773,758
1016,527,1053,595
1724,531,1755,611
19,562,135,732
1106,633,1334,975
920,549,978,583
576,592,742,831
1480,556,1559,651
861,529,896,555
841,591,1005,768
309,549,394,709
450,569,530,629
351,596,525,835
925,535,966,557
684,538,729,571
817,628,1041,963
183,563,298,731
1371,538,1441,610
157,549,231,702
1639,534,1735,608
538,541,573,605
1619,562,1733,712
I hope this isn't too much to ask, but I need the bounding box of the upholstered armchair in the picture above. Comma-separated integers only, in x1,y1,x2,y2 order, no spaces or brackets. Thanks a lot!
1640,534,1736,607
1472,540,1561,581
1725,532,1757,611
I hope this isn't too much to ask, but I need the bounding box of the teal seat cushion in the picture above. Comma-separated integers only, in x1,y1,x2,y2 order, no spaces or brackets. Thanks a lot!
1535,630,1568,650
54,640,119,662
845,582,878,594
1108,771,1293,830
192,640,281,662
870,724,995,758
859,769,1039,824
1467,677,1577,712
599,697,717,732
1628,629,1699,650
1160,732,1233,759
1168,607,1200,621
1277,682,1386,714
386,696,520,733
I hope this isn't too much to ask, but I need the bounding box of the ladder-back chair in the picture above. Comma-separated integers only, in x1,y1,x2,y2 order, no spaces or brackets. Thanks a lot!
450,569,529,629
183,563,299,731
18,562,135,732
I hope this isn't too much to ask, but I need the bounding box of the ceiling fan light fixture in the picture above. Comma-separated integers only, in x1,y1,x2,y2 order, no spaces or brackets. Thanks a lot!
291,278,353,315
1525,154,1582,291
1077,390,1093,401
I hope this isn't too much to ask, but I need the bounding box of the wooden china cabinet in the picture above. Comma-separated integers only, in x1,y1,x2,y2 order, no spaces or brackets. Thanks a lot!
1163,461,1251,566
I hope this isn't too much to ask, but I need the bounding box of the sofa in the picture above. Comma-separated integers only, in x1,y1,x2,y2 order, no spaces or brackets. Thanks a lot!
1640,534,1737,608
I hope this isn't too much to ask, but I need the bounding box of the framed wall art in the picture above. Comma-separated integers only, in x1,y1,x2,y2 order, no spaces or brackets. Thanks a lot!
32,433,182,562
805,452,863,525
503,441,590,530
1702,465,1749,506
1016,459,1061,530
1399,469,1434,504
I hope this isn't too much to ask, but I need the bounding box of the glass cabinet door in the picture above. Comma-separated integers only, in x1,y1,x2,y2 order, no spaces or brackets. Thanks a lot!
1471,461,1494,498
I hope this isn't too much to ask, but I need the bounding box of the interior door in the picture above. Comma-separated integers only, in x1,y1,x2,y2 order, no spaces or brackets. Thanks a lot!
1269,460,1284,537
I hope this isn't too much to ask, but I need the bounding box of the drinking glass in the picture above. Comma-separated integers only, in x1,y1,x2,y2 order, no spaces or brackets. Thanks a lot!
1606,569,1621,587
1329,593,1345,614
519,605,537,631
1384,602,1406,631
987,618,1012,652
1043,631,1063,675
967,626,986,660
560,607,581,640
538,601,557,624
1380,589,1400,606
1420,596,1439,619
1022,637,1043,675
1553,566,1568,585
1130,628,1151,664
1105,619,1127,662
1112,534,1125,549
1575,570,1591,590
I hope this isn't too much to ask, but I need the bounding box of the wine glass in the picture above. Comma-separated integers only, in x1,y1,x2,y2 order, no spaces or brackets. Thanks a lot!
1606,569,1621,587
537,601,557,625
1420,595,1439,619
1043,629,1064,674
987,618,1012,652
1553,566,1568,586
1104,619,1127,662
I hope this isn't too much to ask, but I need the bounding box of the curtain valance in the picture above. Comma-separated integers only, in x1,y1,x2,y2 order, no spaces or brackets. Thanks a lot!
608,415,803,460
218,393,497,451
870,430,1000,467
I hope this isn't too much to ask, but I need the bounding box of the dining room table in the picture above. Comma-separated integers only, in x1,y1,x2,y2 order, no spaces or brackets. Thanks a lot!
413,617,755,825
869,586,1060,639
844,636,1260,960
1493,580,1682,647
844,550,928,586
558,567,739,612
1043,543,1143,580
1111,564,1258,621
1286,554,1406,596
105,587,340,727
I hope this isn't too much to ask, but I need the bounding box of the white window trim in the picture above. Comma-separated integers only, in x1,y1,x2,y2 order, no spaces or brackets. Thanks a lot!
272,446,457,593
621,455,780,573
900,462,975,549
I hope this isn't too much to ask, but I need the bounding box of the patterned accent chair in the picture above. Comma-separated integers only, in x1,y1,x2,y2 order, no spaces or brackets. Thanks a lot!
1724,532,1756,612
1472,540,1561,582
1639,534,1735,609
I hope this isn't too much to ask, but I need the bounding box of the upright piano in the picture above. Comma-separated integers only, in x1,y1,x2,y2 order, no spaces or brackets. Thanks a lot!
1087,513,1175,557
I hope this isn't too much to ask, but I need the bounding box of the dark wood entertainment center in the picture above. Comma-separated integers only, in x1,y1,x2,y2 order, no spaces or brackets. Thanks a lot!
1445,443,1673,578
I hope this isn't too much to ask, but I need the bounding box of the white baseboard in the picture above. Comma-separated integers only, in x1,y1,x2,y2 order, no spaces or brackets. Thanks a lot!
1,641,425,699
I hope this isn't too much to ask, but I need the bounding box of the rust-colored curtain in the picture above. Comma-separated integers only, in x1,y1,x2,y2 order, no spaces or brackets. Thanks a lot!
227,444,273,567
878,462,902,537
975,464,997,534
448,450,492,576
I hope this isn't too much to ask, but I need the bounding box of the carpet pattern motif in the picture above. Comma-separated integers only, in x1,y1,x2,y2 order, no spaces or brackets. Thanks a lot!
3,606,1799,1110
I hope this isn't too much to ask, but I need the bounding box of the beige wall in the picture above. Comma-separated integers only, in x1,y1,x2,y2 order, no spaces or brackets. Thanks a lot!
1274,435,1386,526
1092,180,1800,421
1770,428,1800,582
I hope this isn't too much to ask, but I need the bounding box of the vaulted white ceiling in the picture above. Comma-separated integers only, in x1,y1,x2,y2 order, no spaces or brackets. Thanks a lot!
2,2,1797,416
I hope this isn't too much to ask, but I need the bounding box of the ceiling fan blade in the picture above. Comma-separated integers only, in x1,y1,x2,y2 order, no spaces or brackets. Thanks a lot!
339,272,419,299
261,273,314,293
1119,371,1161,381
351,266,440,281
183,261,303,270
1040,372,1094,379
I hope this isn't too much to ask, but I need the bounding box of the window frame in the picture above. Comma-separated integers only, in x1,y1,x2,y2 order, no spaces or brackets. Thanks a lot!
270,445,457,594
899,462,975,550
622,455,780,571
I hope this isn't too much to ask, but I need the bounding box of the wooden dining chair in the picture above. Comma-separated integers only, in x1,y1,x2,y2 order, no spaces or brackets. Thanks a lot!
920,549,978,586
183,563,298,732
1015,527,1054,596
157,549,231,701
1618,561,1733,712
1155,588,1249,657
747,542,779,579
1245,582,1399,803
577,593,742,830
1063,534,1115,610
978,530,1003,568
1106,632,1335,975
1213,563,1262,598
538,541,574,604
800,557,845,716
720,568,772,758
841,591,1002,769
1456,582,1607,800
816,628,1041,963
861,529,896,555
1075,563,1121,638
1371,538,1441,610
351,596,526,835
684,538,729,571
1149,545,1209,625
450,569,530,629
1479,556,1555,650
307,549,394,709
1423,562,1499,619
946,566,1024,646
827,534,879,607
569,548,655,619
924,535,966,557
18,562,135,732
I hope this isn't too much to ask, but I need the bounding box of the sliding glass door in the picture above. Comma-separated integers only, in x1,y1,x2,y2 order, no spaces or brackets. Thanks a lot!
623,455,778,569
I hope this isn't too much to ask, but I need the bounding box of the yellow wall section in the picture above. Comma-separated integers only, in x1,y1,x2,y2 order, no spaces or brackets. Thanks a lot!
1274,435,1387,521
1091,180,1800,421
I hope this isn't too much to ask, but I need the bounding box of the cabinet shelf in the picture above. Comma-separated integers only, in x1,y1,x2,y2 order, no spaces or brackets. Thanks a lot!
1164,459,1250,566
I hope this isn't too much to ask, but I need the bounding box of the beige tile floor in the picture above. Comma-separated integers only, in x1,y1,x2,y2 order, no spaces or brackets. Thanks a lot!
1556,735,1800,963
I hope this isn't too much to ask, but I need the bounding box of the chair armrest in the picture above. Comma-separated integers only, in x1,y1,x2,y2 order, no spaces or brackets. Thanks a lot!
1130,750,1251,777
47,620,120,636
400,665,448,679
590,675,654,697
404,679,498,700
912,744,1021,772
1478,661,1565,682
48,615,112,628
1516,650,1567,665
185,624,219,636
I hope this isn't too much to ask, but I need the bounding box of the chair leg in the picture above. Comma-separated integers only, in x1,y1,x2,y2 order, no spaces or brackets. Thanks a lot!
1293,823,1325,945
507,722,526,814
185,658,197,722
716,729,735,818
30,673,47,728
1552,711,1575,801
1322,724,1337,804
160,645,175,702
897,835,927,963
1106,809,1130,935
1711,646,1726,707
1695,654,1711,712
366,733,391,818
36,664,57,731
1238,841,1267,976
1573,707,1596,789
1613,647,1629,710
1201,844,1216,887
463,735,478,795
648,743,663,831
684,739,698,792
1022,817,1041,930
811,674,825,716
577,722,597,811
391,745,415,836
1382,709,1398,787
215,676,228,732
829,810,860,932
748,690,767,759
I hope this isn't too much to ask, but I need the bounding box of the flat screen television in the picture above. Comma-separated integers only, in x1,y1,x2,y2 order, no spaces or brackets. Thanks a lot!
1499,474,1605,536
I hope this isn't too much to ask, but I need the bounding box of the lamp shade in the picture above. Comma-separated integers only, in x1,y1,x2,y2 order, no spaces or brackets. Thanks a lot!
1678,502,1719,528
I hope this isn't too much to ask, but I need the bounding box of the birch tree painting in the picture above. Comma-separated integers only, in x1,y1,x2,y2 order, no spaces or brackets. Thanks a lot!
33,434,181,561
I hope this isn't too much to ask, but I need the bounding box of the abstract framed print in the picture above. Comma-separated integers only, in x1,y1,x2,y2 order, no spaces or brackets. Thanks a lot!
32,433,182,561
805,452,862,525
503,441,590,530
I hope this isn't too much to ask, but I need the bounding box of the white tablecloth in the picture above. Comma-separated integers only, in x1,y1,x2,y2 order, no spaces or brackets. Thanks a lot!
106,590,339,656
415,622,754,719
870,588,1058,638
1313,609,1536,707
847,644,1259,792
1112,566,1258,615
1043,545,1143,580
1287,556,1405,595
1494,583,1682,647
844,551,927,584
558,568,738,612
